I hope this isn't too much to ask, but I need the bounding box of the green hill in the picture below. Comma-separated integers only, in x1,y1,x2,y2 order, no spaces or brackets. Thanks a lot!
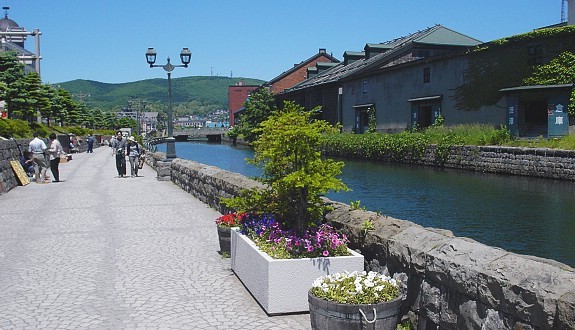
57,76,265,116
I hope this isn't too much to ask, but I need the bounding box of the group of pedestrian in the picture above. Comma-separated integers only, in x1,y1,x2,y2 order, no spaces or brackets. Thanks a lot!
27,132,65,183
110,131,141,178
26,130,142,183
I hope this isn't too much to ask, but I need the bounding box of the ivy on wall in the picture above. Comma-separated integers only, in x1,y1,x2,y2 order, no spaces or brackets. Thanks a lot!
523,51,575,116
366,106,377,133
454,26,575,112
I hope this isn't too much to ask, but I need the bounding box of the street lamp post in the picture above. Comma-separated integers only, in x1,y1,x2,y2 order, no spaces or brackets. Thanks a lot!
145,47,191,160
139,100,146,136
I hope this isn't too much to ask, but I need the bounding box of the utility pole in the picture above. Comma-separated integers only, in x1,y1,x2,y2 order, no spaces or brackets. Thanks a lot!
73,93,90,102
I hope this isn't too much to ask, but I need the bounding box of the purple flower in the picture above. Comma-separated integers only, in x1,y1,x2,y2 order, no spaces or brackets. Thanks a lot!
239,213,349,258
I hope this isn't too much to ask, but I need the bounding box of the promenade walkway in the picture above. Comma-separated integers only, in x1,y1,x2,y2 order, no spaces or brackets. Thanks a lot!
0,147,310,329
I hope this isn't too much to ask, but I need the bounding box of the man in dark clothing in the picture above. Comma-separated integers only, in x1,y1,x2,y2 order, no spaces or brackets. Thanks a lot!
111,131,127,177
87,134,95,153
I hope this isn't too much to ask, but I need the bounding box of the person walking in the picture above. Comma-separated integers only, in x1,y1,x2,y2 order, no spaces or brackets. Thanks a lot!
126,136,140,177
48,133,65,183
87,134,95,153
28,132,48,183
111,131,127,178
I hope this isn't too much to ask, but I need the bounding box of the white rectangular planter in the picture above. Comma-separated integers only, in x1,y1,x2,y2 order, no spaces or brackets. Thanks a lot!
230,228,364,315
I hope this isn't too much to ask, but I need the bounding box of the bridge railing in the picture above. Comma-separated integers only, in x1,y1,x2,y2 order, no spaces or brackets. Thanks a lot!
144,127,228,150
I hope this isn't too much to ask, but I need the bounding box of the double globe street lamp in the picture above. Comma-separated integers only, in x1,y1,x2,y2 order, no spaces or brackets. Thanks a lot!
145,47,192,160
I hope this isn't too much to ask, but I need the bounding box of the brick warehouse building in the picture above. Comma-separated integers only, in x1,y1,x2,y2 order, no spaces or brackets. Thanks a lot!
263,48,339,95
228,81,259,126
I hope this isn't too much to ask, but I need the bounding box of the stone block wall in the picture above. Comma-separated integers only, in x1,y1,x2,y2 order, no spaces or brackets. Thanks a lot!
0,139,30,194
164,156,575,329
420,146,575,181
324,202,575,329
170,159,265,212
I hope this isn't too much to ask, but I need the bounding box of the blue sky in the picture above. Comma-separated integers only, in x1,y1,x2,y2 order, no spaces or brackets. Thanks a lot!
4,0,564,84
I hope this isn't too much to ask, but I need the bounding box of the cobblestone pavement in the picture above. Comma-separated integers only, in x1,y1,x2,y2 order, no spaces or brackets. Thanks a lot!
0,146,310,329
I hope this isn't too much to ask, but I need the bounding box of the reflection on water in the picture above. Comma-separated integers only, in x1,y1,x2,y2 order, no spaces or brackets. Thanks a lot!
158,142,575,267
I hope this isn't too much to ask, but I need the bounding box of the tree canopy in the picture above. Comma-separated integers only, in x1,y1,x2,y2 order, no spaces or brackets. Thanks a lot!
234,88,277,143
0,51,132,131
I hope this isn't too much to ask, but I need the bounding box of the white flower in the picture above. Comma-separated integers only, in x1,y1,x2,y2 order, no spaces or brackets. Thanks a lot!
311,270,403,304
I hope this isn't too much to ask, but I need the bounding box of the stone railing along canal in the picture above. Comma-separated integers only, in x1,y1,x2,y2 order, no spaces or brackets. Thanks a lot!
146,149,575,329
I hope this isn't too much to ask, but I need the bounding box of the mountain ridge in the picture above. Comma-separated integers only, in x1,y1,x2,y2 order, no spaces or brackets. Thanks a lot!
57,76,265,116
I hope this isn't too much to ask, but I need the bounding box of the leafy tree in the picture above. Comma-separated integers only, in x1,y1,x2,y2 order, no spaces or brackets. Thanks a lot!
156,111,166,132
0,81,6,101
76,103,92,128
103,112,118,130
235,88,277,142
6,77,33,121
0,52,24,119
523,51,575,116
41,84,59,126
57,89,81,126
225,102,348,235
91,108,106,129
118,116,136,130
50,88,70,126
23,73,50,122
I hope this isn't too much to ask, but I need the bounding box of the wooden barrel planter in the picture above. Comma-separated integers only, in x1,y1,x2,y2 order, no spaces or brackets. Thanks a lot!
308,291,401,330
217,226,231,254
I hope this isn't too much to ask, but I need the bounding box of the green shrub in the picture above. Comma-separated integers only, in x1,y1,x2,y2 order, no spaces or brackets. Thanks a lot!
224,102,348,235
29,122,49,138
323,132,429,162
0,118,32,138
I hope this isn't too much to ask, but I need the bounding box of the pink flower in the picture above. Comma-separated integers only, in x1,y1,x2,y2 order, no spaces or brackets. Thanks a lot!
323,250,329,257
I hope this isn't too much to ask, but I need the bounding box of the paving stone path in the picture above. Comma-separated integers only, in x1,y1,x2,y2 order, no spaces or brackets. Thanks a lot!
0,146,310,329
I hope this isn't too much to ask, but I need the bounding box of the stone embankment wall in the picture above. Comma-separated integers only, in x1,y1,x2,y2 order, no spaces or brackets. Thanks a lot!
151,155,575,329
325,145,575,181
0,139,29,194
427,145,575,180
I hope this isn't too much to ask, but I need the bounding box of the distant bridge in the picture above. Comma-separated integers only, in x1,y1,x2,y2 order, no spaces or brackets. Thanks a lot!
147,127,228,148
172,127,228,141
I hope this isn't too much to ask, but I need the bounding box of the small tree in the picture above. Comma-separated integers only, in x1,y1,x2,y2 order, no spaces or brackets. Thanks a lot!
225,101,348,235
235,88,276,143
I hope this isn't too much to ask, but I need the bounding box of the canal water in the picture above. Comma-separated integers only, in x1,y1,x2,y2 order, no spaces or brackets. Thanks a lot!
157,142,575,267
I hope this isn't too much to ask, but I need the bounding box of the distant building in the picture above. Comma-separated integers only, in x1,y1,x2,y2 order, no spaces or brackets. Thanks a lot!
141,112,158,133
175,115,204,128
0,7,41,75
277,22,575,138
570,0,575,25
228,80,259,126
263,48,340,95
116,106,137,120
0,7,42,119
